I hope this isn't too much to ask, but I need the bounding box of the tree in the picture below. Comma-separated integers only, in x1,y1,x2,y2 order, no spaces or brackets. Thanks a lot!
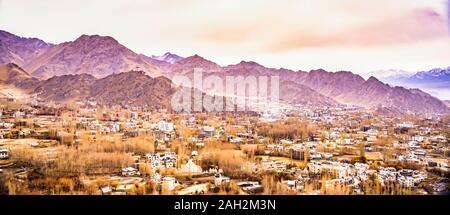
359,143,366,163
0,175,9,195
304,145,310,163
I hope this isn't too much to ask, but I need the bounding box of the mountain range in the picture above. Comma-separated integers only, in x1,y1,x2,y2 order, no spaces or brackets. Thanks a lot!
35,70,175,109
0,30,54,67
0,63,173,108
377,67,450,100
444,100,450,108
0,29,448,114
0,31,163,79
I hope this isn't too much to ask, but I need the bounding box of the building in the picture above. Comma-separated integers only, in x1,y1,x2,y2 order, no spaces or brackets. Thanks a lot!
158,121,174,132
180,159,202,174
147,151,177,169
307,161,353,179
162,176,179,191
214,175,231,186
0,149,9,160
237,181,264,194
100,186,112,195
199,126,215,138
121,167,140,176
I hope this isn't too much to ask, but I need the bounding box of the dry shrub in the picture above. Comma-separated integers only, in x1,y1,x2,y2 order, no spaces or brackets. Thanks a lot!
361,178,415,195
320,182,352,195
200,149,251,178
203,141,237,151
139,163,154,177
85,183,101,195
261,174,291,194
96,135,154,155
122,136,155,155
159,168,177,176
54,150,134,176
0,174,8,195
161,182,174,195
60,133,74,145
257,119,315,141
9,132,153,178
226,181,243,195
29,177,77,194
11,143,134,177
240,144,258,158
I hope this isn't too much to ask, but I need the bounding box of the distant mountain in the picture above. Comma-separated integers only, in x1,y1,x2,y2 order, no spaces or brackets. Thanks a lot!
381,67,450,100
166,56,448,113
0,60,174,108
221,62,449,113
24,34,163,79
386,67,450,84
283,70,448,113
444,100,450,108
34,71,175,108
0,63,32,81
0,30,54,66
0,30,168,79
167,54,222,76
0,63,39,102
0,85,31,102
293,70,366,98
333,76,448,113
0,63,40,90
279,80,338,107
150,52,183,64
220,62,339,107
0,30,448,114
362,69,412,79
34,73,97,102
90,71,174,108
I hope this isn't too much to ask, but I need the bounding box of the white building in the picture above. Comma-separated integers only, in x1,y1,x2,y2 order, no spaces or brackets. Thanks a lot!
158,121,174,132
0,149,9,159
121,167,140,176
214,175,231,186
162,177,179,191
180,159,202,174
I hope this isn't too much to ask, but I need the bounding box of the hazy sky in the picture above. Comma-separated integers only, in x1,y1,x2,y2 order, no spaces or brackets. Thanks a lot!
0,0,449,74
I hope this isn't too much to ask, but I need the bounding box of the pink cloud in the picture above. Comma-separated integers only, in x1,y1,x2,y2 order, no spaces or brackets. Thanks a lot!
266,8,448,52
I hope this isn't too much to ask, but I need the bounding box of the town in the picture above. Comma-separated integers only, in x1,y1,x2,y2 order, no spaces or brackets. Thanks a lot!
0,98,448,195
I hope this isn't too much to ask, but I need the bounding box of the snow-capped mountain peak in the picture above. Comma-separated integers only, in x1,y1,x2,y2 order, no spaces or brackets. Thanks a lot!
150,52,183,64
363,69,413,80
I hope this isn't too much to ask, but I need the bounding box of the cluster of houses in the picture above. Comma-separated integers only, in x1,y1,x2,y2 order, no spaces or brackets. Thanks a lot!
0,101,448,195
236,181,264,194
377,167,427,187
146,151,177,169
305,160,427,188
96,176,145,195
